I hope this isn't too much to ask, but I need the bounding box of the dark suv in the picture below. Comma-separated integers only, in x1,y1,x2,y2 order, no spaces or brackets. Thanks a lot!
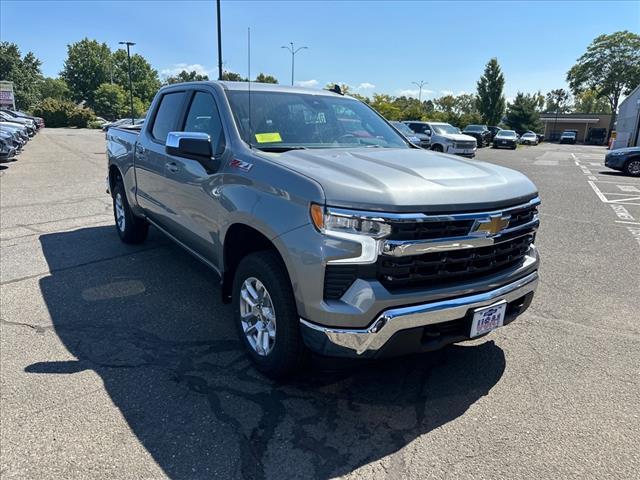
462,124,492,147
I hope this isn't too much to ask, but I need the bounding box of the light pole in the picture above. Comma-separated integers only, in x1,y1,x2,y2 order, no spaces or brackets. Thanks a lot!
412,80,428,103
281,42,308,86
119,41,136,125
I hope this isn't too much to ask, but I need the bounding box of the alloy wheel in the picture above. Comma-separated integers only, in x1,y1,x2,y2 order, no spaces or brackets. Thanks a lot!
239,277,277,356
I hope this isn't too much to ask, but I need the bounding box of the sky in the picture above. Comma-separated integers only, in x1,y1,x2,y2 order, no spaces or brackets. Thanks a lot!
1,0,639,100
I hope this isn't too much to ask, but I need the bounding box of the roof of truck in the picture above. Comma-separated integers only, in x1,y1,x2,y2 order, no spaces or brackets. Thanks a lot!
167,80,347,98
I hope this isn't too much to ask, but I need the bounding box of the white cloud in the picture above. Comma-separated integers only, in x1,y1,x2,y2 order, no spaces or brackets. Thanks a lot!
356,82,376,90
398,88,434,98
160,63,211,78
440,90,454,96
295,79,319,87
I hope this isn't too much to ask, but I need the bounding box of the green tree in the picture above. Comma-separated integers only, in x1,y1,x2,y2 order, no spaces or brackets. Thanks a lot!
370,94,401,119
567,31,640,135
0,42,44,110
476,58,506,125
60,38,112,107
573,88,612,114
544,88,572,113
505,93,542,133
165,70,209,85
40,77,71,101
221,70,247,81
255,73,278,84
111,49,161,105
93,83,128,120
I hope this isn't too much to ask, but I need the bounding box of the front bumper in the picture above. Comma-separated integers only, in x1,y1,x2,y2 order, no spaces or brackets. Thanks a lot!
605,155,626,170
301,270,538,358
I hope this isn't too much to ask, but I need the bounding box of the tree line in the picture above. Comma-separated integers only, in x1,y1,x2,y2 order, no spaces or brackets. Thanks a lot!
1,31,638,131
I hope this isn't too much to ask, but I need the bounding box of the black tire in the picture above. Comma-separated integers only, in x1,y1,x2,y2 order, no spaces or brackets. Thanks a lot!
624,158,640,177
232,251,307,379
112,179,148,244
431,144,443,152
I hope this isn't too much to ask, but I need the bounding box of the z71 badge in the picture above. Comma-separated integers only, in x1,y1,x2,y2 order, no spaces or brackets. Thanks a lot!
229,158,253,172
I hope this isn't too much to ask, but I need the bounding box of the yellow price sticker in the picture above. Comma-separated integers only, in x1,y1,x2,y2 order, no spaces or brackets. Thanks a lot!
255,132,282,143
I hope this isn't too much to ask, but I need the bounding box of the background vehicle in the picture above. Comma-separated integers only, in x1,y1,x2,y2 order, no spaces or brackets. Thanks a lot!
559,130,577,144
0,138,17,161
1,109,44,129
102,118,145,131
107,81,539,379
390,120,424,147
0,129,24,152
0,111,36,136
462,124,492,147
605,146,640,176
488,126,501,140
0,122,30,142
586,127,607,145
493,129,518,149
404,121,477,157
519,132,539,145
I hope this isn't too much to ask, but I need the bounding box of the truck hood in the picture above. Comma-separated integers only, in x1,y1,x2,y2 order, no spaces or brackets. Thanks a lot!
273,148,538,212
440,133,477,142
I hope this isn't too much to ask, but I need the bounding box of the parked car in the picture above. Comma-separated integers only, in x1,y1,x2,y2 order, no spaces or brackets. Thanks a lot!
1,109,44,129
586,128,606,146
605,146,640,177
102,118,145,131
106,82,540,378
462,124,492,147
0,122,30,142
0,138,17,161
390,121,423,147
492,130,518,149
404,121,477,157
519,132,539,145
488,126,501,140
559,131,577,144
0,111,36,136
0,129,24,152
535,132,544,143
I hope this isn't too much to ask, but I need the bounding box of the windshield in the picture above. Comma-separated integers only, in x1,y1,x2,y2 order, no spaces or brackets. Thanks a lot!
562,132,576,137
523,133,535,137
497,130,517,138
392,122,415,135
431,123,460,135
226,91,409,150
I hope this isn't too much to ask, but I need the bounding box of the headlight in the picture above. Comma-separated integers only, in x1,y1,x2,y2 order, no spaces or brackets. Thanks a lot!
310,204,391,238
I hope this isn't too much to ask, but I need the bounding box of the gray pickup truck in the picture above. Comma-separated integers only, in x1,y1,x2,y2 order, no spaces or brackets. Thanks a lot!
107,81,540,378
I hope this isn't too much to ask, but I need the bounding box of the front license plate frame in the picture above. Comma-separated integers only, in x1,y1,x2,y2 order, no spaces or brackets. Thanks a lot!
470,301,507,338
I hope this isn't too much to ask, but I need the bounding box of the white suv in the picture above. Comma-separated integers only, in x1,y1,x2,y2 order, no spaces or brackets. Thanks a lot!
404,121,477,158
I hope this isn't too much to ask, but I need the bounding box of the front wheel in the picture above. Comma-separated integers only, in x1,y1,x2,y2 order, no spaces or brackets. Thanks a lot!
624,158,640,177
232,251,308,379
431,144,444,152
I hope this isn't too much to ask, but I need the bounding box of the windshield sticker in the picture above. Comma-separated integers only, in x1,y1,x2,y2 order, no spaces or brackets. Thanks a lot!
255,132,282,143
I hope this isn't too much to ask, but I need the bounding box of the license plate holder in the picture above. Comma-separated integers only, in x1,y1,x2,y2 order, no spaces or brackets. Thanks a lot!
470,301,507,338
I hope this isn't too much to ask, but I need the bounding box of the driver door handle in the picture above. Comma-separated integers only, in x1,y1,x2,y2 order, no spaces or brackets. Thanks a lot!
165,161,179,173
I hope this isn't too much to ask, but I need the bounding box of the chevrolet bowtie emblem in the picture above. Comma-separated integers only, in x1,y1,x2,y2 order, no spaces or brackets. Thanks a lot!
474,215,510,235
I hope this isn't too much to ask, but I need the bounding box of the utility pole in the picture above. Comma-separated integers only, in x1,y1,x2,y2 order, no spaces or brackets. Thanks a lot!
281,42,308,86
412,80,428,103
217,0,223,80
119,41,136,125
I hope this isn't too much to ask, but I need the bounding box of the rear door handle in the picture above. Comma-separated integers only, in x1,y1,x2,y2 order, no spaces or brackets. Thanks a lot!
165,162,179,173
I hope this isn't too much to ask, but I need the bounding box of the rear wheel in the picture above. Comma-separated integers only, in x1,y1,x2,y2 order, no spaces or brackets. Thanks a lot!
112,179,148,244
624,158,640,177
232,251,307,379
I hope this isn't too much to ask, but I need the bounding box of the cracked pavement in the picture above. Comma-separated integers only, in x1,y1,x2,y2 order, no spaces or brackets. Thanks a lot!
1,130,639,479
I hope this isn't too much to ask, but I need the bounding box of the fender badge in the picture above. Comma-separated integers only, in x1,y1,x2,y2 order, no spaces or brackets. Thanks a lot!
229,158,253,172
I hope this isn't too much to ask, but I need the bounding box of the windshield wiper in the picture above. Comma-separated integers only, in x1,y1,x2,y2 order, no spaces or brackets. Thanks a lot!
251,145,308,152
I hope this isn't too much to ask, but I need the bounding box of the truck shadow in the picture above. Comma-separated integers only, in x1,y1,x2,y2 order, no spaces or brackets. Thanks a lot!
29,226,506,480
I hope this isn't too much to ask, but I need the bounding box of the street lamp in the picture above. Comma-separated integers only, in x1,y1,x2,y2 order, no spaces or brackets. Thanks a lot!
119,41,136,125
412,80,428,103
281,42,308,86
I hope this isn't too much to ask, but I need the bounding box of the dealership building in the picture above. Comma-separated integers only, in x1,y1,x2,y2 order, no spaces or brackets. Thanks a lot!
540,112,612,144
612,84,640,149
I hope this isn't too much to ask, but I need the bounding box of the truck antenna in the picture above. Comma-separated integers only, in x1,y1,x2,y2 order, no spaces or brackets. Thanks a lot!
247,27,253,149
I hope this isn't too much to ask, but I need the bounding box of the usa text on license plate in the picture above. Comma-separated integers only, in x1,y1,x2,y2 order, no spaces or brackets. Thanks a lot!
470,301,506,337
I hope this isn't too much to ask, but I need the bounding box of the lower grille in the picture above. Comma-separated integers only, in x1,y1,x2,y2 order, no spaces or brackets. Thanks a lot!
455,141,476,149
378,234,534,290
324,265,357,300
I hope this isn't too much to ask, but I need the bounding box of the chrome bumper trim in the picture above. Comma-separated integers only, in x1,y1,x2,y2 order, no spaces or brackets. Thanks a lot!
300,271,538,355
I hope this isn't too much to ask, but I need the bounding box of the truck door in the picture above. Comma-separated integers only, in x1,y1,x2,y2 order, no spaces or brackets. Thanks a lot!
135,90,188,230
160,90,227,267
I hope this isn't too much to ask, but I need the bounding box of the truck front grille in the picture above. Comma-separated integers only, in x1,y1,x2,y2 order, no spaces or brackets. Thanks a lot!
389,219,475,241
455,141,476,149
377,234,534,290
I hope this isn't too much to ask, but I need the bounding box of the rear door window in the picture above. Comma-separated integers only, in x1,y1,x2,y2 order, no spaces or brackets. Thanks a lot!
151,91,186,143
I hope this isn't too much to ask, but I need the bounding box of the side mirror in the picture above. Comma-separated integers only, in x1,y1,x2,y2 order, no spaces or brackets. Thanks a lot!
166,131,212,160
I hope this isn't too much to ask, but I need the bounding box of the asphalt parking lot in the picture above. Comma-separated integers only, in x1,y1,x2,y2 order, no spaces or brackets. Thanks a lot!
1,129,639,479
